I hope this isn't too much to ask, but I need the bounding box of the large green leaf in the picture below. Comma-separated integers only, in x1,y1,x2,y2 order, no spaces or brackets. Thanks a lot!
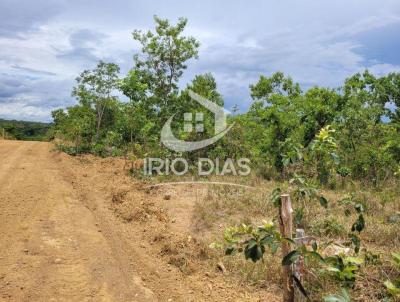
244,240,265,262
282,250,301,266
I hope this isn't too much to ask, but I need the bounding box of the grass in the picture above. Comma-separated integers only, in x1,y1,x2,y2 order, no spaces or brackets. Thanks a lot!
189,175,400,301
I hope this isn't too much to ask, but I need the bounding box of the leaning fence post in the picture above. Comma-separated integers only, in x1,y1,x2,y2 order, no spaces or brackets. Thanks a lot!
294,229,305,280
295,229,306,302
279,194,295,302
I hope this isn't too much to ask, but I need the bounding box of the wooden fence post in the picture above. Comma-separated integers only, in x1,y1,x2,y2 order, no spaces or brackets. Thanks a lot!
295,229,306,302
294,229,317,301
294,229,305,280
279,194,295,302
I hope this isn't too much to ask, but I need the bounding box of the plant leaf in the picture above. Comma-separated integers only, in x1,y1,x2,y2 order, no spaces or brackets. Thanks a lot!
282,250,301,266
319,196,328,208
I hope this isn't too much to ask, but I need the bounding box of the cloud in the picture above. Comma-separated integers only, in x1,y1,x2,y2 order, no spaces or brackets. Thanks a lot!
1,0,400,120
182,7,400,110
0,71,74,122
353,23,400,66
0,101,54,121
0,0,63,38
56,29,108,65
11,64,57,76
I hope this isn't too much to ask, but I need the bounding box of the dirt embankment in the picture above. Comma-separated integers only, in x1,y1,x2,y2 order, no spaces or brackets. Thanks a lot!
0,140,278,302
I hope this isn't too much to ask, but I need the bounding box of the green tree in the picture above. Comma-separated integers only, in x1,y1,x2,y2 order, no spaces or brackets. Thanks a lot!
58,105,96,151
334,71,400,184
72,61,120,142
248,72,303,174
131,16,200,120
119,69,153,144
177,73,224,161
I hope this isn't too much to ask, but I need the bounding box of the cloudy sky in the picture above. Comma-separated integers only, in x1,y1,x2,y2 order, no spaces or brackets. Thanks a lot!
1,0,400,121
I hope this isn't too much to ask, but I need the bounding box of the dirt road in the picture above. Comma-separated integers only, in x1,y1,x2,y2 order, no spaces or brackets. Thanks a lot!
0,140,278,302
0,141,156,301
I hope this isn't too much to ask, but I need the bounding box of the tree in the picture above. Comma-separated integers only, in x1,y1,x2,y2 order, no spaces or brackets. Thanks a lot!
299,87,342,146
50,16,400,187
118,69,155,144
72,61,120,142
131,16,200,120
57,105,96,151
178,73,224,160
250,72,301,101
248,72,303,174
333,71,400,184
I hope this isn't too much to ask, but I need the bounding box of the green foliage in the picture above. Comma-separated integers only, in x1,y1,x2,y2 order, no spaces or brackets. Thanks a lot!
385,280,400,299
0,119,51,141
289,173,317,202
270,187,282,207
337,166,351,181
72,60,120,142
338,194,366,254
281,138,303,167
243,70,400,186
223,221,283,263
51,16,400,190
384,253,400,299
309,126,339,185
324,255,363,287
312,218,346,237
288,173,330,211
131,16,199,120
53,104,96,151
56,144,91,156
281,243,325,266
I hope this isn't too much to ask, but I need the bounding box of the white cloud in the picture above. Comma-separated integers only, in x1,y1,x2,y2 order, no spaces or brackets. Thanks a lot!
1,0,400,120
0,98,54,121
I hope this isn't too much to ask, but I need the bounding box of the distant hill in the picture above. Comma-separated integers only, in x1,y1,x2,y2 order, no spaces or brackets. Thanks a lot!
0,119,52,141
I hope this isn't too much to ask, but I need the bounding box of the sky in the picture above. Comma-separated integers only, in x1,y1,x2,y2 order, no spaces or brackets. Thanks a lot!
1,0,400,122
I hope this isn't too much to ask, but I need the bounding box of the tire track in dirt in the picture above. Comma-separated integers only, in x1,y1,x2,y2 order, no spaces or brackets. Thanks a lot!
55,159,188,302
0,141,155,302
0,141,28,188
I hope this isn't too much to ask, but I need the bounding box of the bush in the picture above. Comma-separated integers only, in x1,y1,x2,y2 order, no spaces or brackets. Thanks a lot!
56,144,90,156
311,217,346,237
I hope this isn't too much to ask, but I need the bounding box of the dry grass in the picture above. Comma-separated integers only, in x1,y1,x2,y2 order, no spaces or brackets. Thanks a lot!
190,175,400,301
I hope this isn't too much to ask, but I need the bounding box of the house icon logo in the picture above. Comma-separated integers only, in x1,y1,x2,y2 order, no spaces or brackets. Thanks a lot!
161,90,234,152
